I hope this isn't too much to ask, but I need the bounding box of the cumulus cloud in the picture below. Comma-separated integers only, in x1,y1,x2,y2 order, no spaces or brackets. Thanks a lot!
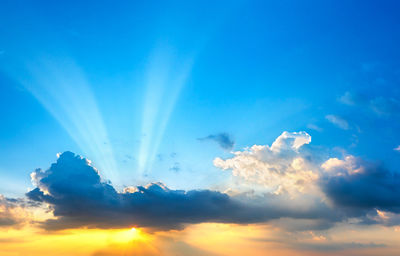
325,115,349,130
214,131,400,227
26,152,274,230
198,133,235,150
23,131,400,232
25,151,343,231
214,131,318,195
320,156,400,214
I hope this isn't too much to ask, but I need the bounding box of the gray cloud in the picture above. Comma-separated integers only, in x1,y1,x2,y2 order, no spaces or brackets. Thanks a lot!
198,133,235,150
26,152,343,231
320,158,400,214
0,195,25,227
26,152,268,230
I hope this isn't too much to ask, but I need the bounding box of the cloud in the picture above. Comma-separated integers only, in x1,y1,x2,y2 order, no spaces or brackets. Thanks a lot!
198,133,235,150
338,91,356,106
26,152,274,230
325,115,349,130
24,133,400,232
307,124,322,132
394,145,400,152
214,131,317,195
293,241,386,252
26,151,343,231
0,195,27,227
214,131,400,227
320,156,400,214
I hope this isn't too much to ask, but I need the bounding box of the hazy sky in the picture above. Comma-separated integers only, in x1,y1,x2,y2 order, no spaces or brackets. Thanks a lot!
1,1,400,255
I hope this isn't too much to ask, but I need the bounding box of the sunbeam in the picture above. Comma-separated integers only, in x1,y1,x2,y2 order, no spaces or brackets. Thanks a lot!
10,56,120,183
137,47,193,175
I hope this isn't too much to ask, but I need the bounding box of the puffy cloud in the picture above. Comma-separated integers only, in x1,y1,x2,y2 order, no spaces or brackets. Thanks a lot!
325,115,349,130
320,156,400,214
214,131,318,195
26,151,342,231
26,152,274,230
214,131,400,227
198,133,235,150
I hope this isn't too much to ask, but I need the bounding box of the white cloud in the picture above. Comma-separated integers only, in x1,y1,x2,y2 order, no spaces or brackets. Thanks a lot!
325,115,349,130
214,131,319,196
321,155,364,175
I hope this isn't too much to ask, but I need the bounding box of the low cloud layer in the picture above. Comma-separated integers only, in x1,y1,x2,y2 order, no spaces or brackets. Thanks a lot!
0,195,26,227
26,152,269,230
18,131,400,232
198,133,235,150
25,151,341,231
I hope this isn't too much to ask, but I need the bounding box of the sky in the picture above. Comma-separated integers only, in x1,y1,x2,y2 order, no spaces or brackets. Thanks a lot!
1,0,400,255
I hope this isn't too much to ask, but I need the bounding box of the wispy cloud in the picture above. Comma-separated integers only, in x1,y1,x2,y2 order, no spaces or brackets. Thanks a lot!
325,115,349,130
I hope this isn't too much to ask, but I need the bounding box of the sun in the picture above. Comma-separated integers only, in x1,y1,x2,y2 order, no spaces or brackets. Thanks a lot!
112,227,142,243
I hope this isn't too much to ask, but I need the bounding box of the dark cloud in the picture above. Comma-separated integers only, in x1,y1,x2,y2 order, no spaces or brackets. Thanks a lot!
26,152,344,231
320,161,400,214
26,152,269,230
198,133,235,150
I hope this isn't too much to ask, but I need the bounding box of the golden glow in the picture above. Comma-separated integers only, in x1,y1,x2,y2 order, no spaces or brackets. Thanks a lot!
111,227,142,243
1,223,400,256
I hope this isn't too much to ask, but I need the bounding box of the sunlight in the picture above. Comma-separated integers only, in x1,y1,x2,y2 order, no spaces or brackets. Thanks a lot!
10,57,120,184
112,227,142,243
137,46,193,175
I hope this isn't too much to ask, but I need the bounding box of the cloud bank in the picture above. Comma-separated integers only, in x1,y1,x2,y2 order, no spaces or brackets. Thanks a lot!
26,152,269,230
25,151,340,231
20,131,400,231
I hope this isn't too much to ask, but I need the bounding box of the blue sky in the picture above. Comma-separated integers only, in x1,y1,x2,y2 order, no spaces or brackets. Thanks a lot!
1,0,400,197
3,1,400,255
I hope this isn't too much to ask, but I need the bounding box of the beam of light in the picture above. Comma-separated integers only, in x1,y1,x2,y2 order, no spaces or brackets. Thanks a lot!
9,57,120,184
137,47,194,175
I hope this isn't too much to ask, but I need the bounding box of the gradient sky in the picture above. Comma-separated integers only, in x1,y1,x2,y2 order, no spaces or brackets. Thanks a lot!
1,1,400,255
